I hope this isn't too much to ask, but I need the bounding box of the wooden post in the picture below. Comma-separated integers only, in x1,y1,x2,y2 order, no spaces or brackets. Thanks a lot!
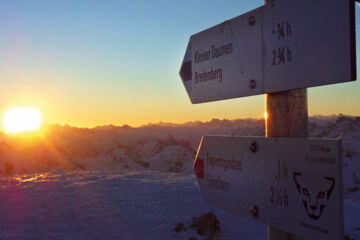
266,90,308,240
266,89,308,138
264,5,308,240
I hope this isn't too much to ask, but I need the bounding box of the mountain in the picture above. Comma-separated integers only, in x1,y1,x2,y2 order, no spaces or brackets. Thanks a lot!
0,115,359,196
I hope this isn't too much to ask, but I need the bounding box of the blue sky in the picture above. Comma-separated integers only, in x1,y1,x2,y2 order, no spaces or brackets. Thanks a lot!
0,0,358,127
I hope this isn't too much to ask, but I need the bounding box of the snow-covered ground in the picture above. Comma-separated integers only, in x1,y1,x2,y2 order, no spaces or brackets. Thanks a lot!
0,170,359,240
0,115,359,239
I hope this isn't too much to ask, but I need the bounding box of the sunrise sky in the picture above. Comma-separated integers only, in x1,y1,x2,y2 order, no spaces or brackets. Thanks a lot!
0,0,359,128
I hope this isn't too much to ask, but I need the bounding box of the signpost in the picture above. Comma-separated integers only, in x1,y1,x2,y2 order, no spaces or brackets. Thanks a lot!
180,0,356,104
179,0,356,239
194,136,343,240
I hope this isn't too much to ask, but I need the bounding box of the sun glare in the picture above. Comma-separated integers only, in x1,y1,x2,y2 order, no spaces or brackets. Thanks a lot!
2,107,43,134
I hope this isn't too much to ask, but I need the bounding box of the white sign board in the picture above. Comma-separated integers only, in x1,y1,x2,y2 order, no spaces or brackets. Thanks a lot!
194,136,343,239
180,0,356,103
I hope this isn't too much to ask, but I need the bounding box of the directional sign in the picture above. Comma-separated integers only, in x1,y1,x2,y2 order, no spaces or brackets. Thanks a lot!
180,0,356,103
194,136,343,240
180,7,264,103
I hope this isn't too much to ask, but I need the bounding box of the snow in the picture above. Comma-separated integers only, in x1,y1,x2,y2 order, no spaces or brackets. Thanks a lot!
0,171,359,239
0,171,265,240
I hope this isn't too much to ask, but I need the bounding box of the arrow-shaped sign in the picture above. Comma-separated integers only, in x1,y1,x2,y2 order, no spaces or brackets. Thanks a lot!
194,135,343,240
180,0,356,104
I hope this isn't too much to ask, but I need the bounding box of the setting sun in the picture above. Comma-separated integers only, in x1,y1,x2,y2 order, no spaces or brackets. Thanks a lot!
2,107,43,134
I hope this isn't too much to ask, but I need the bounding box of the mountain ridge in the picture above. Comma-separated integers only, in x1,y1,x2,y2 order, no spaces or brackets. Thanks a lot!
0,115,359,196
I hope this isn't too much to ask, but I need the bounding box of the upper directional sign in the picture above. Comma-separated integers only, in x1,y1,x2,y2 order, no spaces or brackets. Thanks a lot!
180,0,356,104
194,136,343,240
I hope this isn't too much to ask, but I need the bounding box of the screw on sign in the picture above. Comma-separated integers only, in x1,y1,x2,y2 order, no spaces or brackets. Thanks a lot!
249,140,257,153
248,79,257,90
248,15,256,26
249,205,259,218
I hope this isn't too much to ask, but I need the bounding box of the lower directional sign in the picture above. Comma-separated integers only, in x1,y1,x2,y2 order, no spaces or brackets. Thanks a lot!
194,136,343,240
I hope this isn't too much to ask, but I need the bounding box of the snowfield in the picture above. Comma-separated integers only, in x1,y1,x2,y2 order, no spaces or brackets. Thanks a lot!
0,171,266,240
0,115,359,239
0,171,359,240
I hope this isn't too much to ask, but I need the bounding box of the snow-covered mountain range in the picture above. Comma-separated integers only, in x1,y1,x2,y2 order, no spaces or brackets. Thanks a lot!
0,115,359,195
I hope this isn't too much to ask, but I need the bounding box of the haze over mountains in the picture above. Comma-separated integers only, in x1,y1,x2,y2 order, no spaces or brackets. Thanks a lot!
0,115,359,196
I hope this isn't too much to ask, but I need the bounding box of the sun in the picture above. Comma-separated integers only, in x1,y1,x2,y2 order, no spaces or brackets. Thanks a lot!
2,107,43,134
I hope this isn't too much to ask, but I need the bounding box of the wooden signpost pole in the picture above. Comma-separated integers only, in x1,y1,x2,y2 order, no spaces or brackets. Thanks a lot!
265,89,308,139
